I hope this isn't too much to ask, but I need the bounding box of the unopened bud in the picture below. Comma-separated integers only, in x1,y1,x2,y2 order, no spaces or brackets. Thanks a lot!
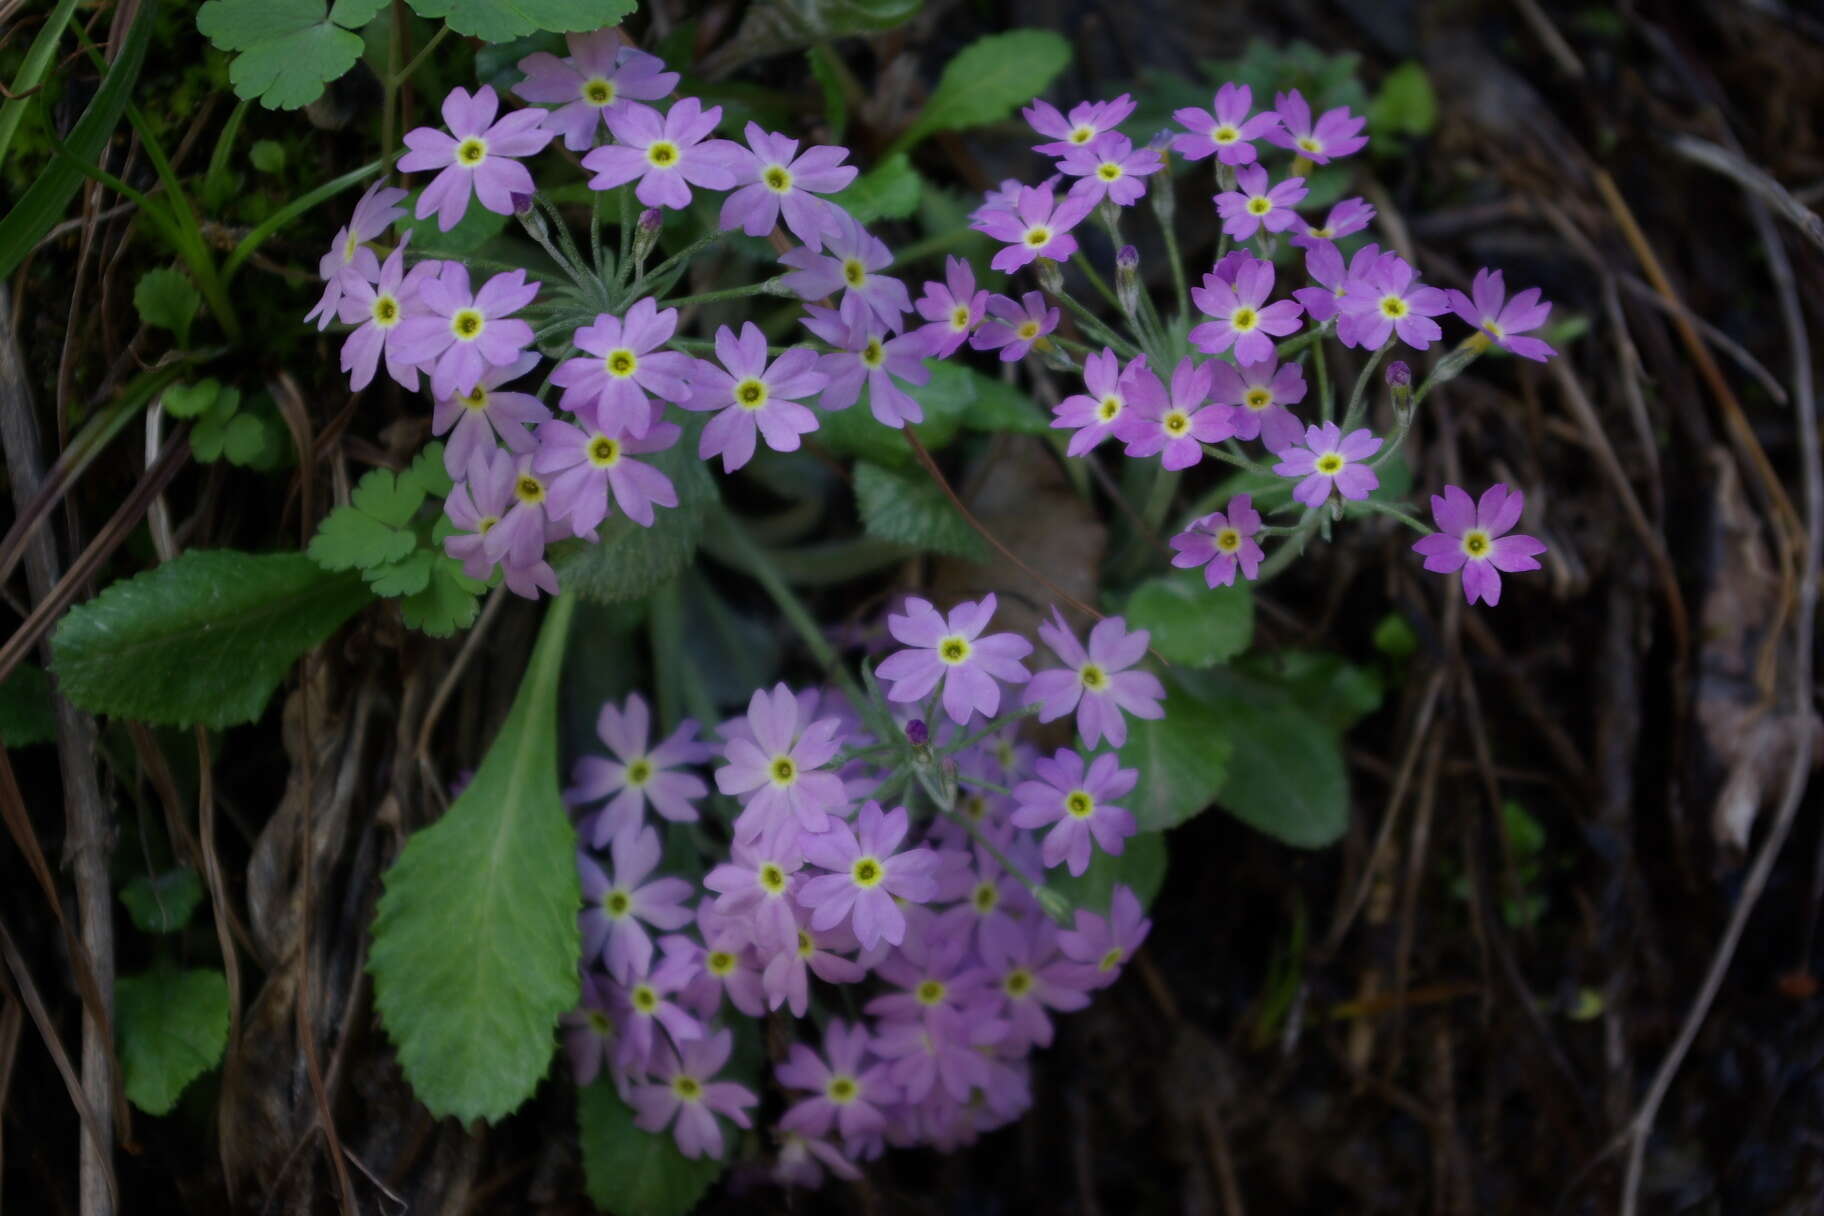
510,190,535,216
1034,257,1064,296
1387,359,1413,419
631,206,663,266
1095,196,1123,239
905,718,929,747
1115,244,1141,317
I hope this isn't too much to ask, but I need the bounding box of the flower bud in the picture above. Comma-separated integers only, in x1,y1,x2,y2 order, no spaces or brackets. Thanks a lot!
1115,244,1141,317
1034,257,1064,296
631,206,663,267
510,190,535,217
905,718,929,747
1387,359,1414,419
1095,196,1123,238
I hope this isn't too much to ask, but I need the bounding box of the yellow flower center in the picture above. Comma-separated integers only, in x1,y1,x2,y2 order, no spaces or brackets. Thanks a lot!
455,137,487,167
514,473,546,504
1461,529,1492,559
1024,225,1052,248
671,1074,702,1100
950,305,971,330
1065,790,1095,819
860,338,884,368
604,890,631,917
606,349,638,377
842,258,866,287
763,165,793,193
962,794,987,821
1163,410,1191,436
646,140,679,167
1098,395,1123,421
1003,968,1034,997
1379,295,1409,319
759,863,787,893
1309,225,1334,239
588,435,622,467
972,881,998,912
1246,196,1271,216
770,755,797,785
582,78,615,106
1316,452,1344,476
1297,137,1323,155
1244,388,1271,411
1096,161,1122,181
851,857,884,888
1230,306,1258,331
735,377,768,410
1216,528,1242,553
938,635,971,664
631,983,658,1011
451,309,484,340
1483,319,1505,338
1212,124,1240,144
624,757,652,785
1016,321,1040,341
797,929,815,958
915,979,947,1005
1069,125,1094,144
476,514,499,534
342,228,361,264
826,1075,859,1103
1080,663,1107,690
1098,947,1125,972
707,950,736,976
372,294,400,326
462,385,490,411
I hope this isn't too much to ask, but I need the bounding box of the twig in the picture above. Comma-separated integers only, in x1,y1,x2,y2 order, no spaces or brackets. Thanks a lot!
1667,134,1824,255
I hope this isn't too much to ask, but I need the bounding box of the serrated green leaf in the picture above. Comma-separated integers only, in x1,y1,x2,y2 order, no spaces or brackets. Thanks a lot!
834,153,921,223
365,548,436,597
115,964,229,1116
120,868,205,934
895,30,1070,152
51,550,372,729
249,139,286,172
1183,668,1348,848
1116,678,1232,830
403,0,634,43
196,0,371,111
578,1081,726,1216
370,596,580,1123
1124,570,1253,667
133,268,199,346
0,663,55,747
1048,828,1167,914
554,437,716,603
400,556,485,636
853,461,988,561
404,441,455,499
308,467,427,573
162,379,223,419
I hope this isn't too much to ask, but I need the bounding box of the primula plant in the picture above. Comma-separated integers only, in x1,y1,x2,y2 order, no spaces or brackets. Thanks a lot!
279,19,1556,1206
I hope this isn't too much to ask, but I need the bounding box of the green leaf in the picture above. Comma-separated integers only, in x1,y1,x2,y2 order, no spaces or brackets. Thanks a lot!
195,0,377,111
249,139,287,172
554,437,717,603
578,1081,726,1216
187,385,244,462
403,0,635,43
365,548,437,597
133,268,199,346
404,441,455,499
220,410,285,469
1116,678,1232,831
115,964,229,1116
834,153,921,223
51,550,372,729
308,467,428,573
120,868,205,934
163,379,224,419
1185,669,1348,848
0,0,154,282
1367,61,1437,142
394,187,509,256
957,371,1050,435
807,47,848,143
1123,570,1253,667
1371,611,1417,660
895,30,1070,152
0,663,55,747
1236,649,1382,732
400,556,486,636
369,595,581,1123
853,461,988,561
1048,828,1167,913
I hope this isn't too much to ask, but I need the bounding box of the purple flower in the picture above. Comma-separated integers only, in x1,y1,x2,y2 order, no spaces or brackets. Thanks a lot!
667,925,767,1020
1024,610,1164,748
720,123,857,248
1339,251,1448,351
336,237,439,391
871,1005,1004,1104
969,291,1058,362
534,408,680,534
612,952,704,1076
778,210,911,331
1115,355,1233,470
398,85,551,232
1293,240,1386,351
797,802,938,951
1171,494,1265,587
971,183,1093,274
865,929,990,1027
715,683,849,846
1444,268,1556,362
682,323,828,471
1057,884,1151,987
442,449,561,598
1412,483,1547,606
551,299,694,436
630,1029,758,1159
980,918,1093,1052
1022,93,1136,156
1171,82,1281,165
774,1131,862,1187
1264,89,1368,163
1290,196,1376,249
1189,255,1303,365
431,352,549,478
305,182,407,330
762,920,865,1016
1214,165,1307,240
1052,348,1139,456
1273,421,1382,508
776,1020,899,1143
390,263,539,400
1209,357,1305,441
912,256,988,358
568,694,711,847
583,97,741,210
1011,750,1138,876
1058,131,1162,206
704,842,803,956
561,973,620,1087
801,300,930,428
513,33,678,152
579,826,696,983
876,594,1033,726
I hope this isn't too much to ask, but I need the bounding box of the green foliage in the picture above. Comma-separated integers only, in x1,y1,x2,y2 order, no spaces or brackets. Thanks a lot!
162,379,225,419
1186,668,1350,848
556,437,717,604
1236,649,1381,733
818,362,1044,469
1367,61,1437,144
189,387,288,469
807,47,848,143
396,186,510,257
196,0,385,111
369,596,581,1124
836,153,922,223
121,868,206,934
895,31,1071,152
309,466,432,573
0,664,55,747
249,139,287,172
578,1081,726,1216
400,557,487,636
51,550,372,729
115,964,229,1116
1123,571,1253,667
405,0,636,43
1048,828,1168,913
853,461,988,562
1372,611,1418,660
134,268,199,346
1116,678,1232,831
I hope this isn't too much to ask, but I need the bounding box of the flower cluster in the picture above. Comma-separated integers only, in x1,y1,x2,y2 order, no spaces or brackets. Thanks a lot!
562,596,1160,1177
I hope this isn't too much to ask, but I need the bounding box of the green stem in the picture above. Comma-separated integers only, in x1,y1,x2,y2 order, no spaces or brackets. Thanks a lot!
664,279,783,309
591,190,607,279
1314,337,1331,423
937,799,1057,917
388,24,450,88
1158,205,1190,318
225,159,384,280
638,229,727,292
1050,285,1141,359
954,773,1013,797
1340,342,1391,432
1255,512,1323,583
1197,442,1272,473
1072,251,1121,312
617,187,634,288
938,702,1041,756
1349,497,1432,534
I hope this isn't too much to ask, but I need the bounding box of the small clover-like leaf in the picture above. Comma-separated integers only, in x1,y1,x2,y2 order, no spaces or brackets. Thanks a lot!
195,0,382,111
366,548,436,598
133,268,199,346
115,964,229,1115
399,556,486,636
163,379,223,420
307,467,428,574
